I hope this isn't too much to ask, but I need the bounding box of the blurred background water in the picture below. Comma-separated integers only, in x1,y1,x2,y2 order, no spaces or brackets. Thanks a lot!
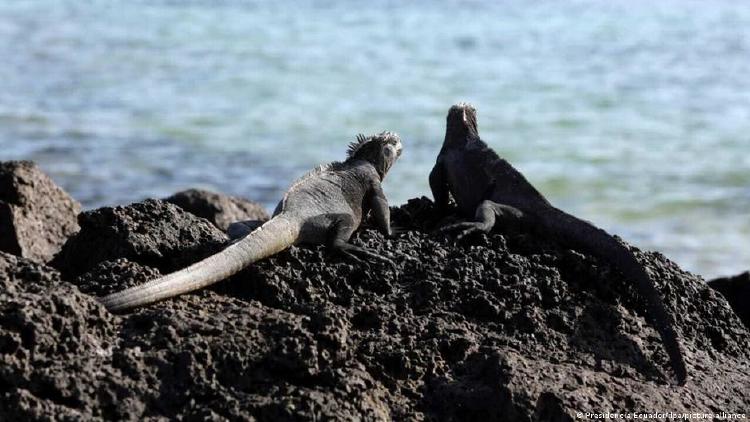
0,0,748,278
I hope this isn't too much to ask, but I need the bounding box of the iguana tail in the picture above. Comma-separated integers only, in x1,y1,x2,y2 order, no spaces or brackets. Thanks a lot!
98,215,301,312
539,207,688,385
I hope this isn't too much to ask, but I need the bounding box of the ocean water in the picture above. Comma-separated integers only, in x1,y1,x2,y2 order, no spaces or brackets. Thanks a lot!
0,0,748,278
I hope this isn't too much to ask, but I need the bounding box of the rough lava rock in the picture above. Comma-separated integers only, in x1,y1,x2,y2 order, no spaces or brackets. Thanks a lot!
165,188,270,231
0,252,119,419
51,199,228,278
709,271,750,329
2,195,749,420
73,258,163,297
0,161,81,263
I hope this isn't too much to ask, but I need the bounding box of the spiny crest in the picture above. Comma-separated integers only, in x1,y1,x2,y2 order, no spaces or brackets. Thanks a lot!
307,162,333,176
295,161,345,183
377,131,400,144
347,133,371,158
449,101,476,117
281,161,345,207
453,101,474,110
346,131,400,158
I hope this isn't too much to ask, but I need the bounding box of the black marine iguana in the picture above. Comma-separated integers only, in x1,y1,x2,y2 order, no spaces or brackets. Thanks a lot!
429,103,687,385
100,132,403,312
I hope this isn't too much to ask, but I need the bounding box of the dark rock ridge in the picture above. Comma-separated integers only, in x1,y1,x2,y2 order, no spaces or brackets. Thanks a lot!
0,168,748,419
0,161,80,263
165,188,270,231
50,199,228,278
709,271,750,329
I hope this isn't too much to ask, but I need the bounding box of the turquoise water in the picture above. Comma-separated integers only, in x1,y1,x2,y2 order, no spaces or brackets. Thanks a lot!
1,1,748,278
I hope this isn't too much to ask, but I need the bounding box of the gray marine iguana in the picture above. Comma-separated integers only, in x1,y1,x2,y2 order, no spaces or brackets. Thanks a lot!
429,103,688,385
100,132,403,312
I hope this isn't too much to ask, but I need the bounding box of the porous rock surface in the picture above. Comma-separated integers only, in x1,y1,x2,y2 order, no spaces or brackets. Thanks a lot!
51,199,228,278
165,188,270,231
0,252,119,419
1,196,749,420
0,161,80,263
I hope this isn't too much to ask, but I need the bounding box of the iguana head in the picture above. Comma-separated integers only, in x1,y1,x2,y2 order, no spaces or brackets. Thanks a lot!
347,131,403,180
445,102,479,145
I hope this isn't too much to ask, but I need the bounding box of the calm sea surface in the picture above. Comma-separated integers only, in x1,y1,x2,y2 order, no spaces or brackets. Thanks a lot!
1,1,748,278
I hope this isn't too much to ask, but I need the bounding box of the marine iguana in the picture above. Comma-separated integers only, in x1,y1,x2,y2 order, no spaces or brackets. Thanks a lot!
100,132,403,312
429,103,687,385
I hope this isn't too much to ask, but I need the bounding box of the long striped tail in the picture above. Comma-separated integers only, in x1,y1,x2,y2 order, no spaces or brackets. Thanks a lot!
98,215,300,312
541,208,688,385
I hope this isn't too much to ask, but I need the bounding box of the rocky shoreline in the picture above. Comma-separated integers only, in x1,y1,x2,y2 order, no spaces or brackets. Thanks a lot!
1,161,749,420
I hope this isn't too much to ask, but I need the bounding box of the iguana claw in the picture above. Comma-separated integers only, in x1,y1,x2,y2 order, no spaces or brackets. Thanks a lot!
455,224,489,242
388,225,409,237
434,221,490,241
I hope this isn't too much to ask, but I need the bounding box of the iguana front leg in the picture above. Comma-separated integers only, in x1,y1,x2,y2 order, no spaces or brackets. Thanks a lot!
329,214,396,270
368,182,418,263
368,182,393,237
438,200,525,241
429,161,451,213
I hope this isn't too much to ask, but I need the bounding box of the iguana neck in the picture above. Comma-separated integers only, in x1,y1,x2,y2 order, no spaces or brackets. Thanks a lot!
347,158,386,181
444,124,479,149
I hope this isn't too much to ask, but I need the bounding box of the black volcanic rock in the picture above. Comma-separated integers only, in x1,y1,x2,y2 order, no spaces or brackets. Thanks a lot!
165,188,270,231
51,199,227,277
1,195,749,420
73,258,163,297
0,161,80,263
0,252,119,419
